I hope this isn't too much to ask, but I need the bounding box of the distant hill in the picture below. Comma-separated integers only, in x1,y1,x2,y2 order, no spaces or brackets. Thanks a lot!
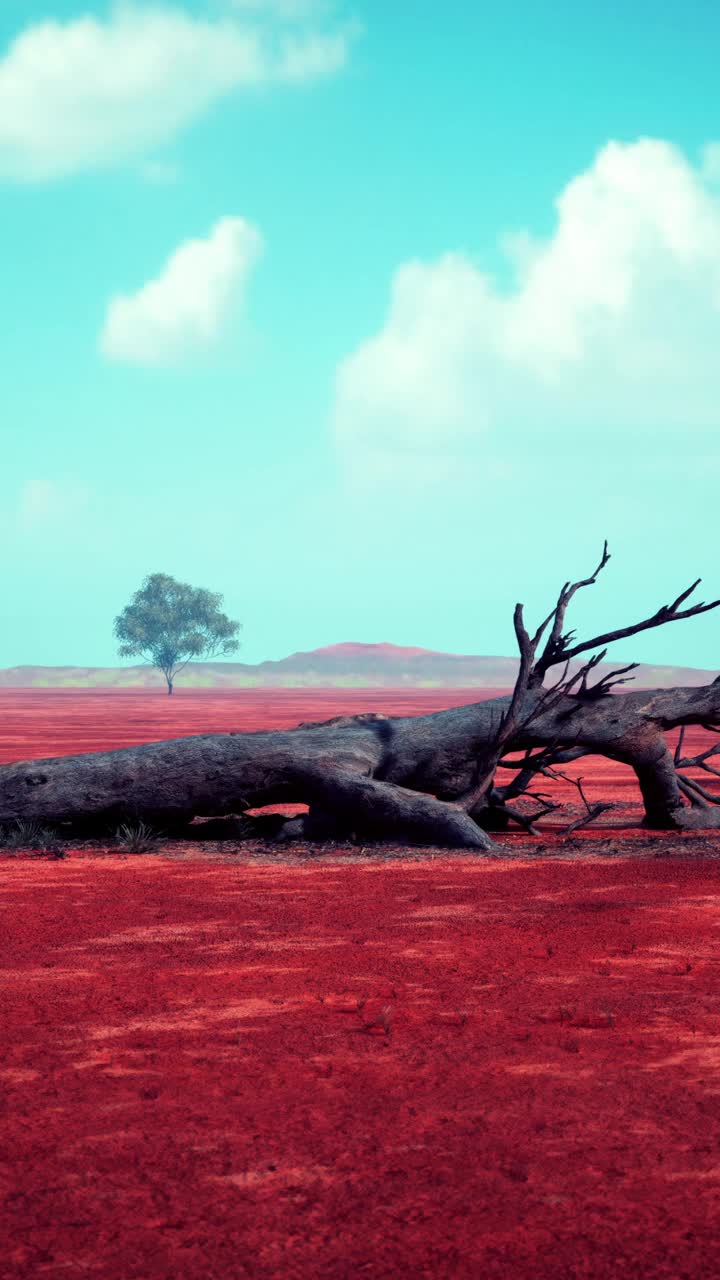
0,642,716,689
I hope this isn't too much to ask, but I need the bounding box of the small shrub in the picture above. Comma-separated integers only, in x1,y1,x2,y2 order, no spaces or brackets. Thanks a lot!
0,819,65,858
114,820,160,853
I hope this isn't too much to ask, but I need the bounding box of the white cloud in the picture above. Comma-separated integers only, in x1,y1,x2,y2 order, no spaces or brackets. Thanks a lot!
0,5,351,180
334,139,720,454
100,216,263,366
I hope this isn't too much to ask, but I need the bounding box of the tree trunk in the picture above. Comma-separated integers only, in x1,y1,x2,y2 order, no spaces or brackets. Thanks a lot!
1,684,719,848
167,678,174,696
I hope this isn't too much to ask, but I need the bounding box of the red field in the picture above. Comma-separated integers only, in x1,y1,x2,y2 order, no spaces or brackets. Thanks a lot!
2,689,720,1278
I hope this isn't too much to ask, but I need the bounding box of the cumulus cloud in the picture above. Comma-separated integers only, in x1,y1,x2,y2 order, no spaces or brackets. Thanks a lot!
334,139,720,453
100,216,263,366
0,5,351,180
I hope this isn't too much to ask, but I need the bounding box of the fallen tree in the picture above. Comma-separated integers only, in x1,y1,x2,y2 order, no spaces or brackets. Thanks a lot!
1,547,719,850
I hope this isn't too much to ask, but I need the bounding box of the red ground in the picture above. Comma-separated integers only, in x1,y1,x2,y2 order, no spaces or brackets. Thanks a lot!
2,690,720,1278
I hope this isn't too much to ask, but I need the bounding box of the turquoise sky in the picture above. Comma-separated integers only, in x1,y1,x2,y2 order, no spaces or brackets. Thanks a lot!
2,0,719,669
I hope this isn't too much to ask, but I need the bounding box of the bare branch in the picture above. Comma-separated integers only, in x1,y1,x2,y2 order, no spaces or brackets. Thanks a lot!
492,797,561,835
677,741,720,768
674,725,687,767
498,746,589,773
563,803,615,834
678,777,711,809
694,762,720,780
459,543,719,835
540,581,720,676
531,541,611,681
576,661,640,700
677,774,720,806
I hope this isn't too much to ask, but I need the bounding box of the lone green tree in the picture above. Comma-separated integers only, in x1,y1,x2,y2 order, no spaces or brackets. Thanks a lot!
113,573,241,695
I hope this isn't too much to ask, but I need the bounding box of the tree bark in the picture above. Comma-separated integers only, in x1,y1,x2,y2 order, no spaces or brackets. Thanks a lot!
1,683,719,848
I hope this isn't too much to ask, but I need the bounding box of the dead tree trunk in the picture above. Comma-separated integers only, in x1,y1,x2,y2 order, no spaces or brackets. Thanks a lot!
1,549,718,849
1,679,719,847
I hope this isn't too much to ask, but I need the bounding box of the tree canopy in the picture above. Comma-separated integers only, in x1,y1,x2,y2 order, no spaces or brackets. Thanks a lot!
113,573,241,694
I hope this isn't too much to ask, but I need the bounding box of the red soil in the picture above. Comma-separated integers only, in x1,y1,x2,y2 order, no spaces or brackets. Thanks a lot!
2,690,720,1278
0,688,511,762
